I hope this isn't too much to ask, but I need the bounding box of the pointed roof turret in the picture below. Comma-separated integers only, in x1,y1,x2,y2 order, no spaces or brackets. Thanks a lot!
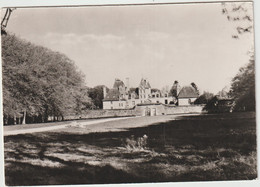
139,78,151,89
113,78,125,89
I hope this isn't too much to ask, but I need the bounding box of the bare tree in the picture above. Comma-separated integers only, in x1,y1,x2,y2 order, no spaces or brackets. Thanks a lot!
1,8,15,34
221,2,253,39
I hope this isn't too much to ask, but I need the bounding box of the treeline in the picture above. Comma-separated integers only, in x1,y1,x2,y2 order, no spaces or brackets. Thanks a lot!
2,33,95,125
194,57,255,112
229,57,255,111
1,33,255,125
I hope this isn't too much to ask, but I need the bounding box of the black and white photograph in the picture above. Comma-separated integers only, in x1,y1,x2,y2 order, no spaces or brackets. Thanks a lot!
0,0,258,186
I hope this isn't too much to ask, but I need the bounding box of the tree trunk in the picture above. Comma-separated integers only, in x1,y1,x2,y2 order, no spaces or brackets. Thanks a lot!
44,105,48,123
14,113,16,125
4,116,8,125
22,110,26,125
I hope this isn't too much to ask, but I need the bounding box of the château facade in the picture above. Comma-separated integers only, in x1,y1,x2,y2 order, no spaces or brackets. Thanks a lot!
103,78,199,109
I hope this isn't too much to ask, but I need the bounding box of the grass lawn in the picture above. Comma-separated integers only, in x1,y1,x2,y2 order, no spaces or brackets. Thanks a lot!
4,112,257,185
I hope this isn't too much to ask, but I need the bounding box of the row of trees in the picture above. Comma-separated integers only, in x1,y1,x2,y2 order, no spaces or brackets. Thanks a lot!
194,57,255,112
1,35,255,125
221,2,255,111
179,2,255,111
168,56,255,112
229,57,255,111
2,33,107,125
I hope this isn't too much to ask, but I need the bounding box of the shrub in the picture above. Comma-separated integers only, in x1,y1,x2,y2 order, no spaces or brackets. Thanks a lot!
125,134,148,151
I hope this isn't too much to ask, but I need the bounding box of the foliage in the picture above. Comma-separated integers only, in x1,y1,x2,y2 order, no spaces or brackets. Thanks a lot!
221,2,255,111
87,85,109,109
221,2,253,39
74,86,94,114
229,58,255,111
191,82,199,95
170,80,179,98
204,58,255,113
203,96,217,113
125,134,148,151
194,91,214,104
217,86,230,98
2,33,92,124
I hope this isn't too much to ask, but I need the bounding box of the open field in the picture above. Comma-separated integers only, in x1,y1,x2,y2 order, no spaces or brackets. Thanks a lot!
4,116,139,136
4,112,257,185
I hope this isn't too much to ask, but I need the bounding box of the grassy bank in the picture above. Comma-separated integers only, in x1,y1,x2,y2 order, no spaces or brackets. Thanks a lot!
4,112,257,185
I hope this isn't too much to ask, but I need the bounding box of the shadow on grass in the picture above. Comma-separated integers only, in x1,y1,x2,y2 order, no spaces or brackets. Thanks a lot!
4,112,257,185
5,161,144,186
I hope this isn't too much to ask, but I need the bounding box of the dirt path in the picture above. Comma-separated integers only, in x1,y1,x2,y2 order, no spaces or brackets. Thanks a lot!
51,114,203,134
4,113,206,136
3,116,138,136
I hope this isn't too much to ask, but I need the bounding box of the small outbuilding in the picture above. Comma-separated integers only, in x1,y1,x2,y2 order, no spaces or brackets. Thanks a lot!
178,86,199,106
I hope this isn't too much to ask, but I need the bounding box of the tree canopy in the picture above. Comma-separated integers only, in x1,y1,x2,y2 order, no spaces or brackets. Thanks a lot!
229,57,255,111
194,91,214,105
170,80,179,98
203,57,255,113
221,2,253,39
87,85,109,109
221,2,255,111
2,33,92,124
191,82,199,95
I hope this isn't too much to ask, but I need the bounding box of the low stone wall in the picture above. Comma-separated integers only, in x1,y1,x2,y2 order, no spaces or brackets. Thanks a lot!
64,109,136,120
63,104,205,120
135,104,205,116
135,104,166,116
165,105,205,115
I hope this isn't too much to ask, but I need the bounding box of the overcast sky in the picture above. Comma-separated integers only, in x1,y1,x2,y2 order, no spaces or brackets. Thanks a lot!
4,2,254,94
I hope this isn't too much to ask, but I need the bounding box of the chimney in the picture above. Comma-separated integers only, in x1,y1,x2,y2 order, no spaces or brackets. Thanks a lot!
103,86,107,98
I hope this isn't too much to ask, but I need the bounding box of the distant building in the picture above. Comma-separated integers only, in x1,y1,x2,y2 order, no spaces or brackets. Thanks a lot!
103,78,201,109
138,78,151,103
177,86,199,106
103,78,175,109
103,79,127,109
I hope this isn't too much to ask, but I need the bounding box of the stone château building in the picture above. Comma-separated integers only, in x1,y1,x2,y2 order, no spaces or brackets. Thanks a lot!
103,78,199,109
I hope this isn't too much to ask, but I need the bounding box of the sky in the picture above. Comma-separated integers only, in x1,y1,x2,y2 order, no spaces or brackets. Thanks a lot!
3,2,254,94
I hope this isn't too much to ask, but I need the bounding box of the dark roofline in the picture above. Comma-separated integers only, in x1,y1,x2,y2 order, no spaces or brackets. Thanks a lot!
103,99,127,101
137,103,161,106
178,86,199,98
178,96,198,99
